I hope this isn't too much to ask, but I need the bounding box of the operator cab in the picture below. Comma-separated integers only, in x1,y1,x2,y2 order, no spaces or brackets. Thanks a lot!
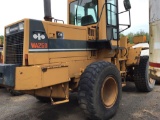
69,0,98,26
69,0,131,41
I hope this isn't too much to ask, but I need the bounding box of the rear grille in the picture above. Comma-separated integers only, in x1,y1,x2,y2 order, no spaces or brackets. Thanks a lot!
5,32,24,65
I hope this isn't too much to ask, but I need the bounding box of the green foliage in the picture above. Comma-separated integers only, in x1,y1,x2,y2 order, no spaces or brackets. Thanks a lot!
127,32,134,43
0,35,4,41
0,35,4,44
124,30,149,43
120,33,125,38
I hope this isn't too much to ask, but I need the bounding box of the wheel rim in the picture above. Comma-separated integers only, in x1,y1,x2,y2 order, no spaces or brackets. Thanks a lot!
149,78,155,84
101,77,118,108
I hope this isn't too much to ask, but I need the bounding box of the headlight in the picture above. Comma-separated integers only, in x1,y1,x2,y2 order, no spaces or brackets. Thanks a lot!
5,22,24,35
5,27,10,35
19,22,24,30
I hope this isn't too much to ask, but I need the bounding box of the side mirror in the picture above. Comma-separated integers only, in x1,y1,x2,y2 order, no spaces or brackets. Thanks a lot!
124,0,131,11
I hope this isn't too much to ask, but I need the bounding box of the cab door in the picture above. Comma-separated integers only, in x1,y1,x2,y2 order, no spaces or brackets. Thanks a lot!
106,0,119,40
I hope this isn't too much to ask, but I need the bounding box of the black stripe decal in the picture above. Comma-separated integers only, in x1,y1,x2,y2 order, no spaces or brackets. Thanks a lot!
29,48,97,52
48,39,87,49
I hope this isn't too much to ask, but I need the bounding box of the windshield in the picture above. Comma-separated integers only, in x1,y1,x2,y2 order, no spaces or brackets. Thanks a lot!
70,0,98,26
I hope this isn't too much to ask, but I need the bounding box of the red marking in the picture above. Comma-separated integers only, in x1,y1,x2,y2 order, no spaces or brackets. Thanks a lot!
31,43,48,49
149,62,160,68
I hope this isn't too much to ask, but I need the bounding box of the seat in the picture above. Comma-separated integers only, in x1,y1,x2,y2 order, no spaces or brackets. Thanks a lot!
81,15,95,26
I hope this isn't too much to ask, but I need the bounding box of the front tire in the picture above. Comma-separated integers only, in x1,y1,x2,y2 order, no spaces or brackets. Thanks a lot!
134,56,155,92
78,61,122,120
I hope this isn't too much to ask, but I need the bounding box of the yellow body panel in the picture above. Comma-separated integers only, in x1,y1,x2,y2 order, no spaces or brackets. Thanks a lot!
45,22,88,40
98,0,107,40
15,66,42,90
126,47,141,66
34,83,69,99
25,83,69,99
133,35,147,44
15,66,69,90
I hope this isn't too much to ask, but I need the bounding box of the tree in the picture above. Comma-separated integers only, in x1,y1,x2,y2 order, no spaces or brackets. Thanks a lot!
0,35,4,41
0,35,4,45
120,33,125,38
127,32,134,43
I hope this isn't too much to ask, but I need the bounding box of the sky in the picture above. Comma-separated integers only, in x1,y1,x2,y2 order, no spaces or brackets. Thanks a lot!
0,0,148,35
119,0,149,34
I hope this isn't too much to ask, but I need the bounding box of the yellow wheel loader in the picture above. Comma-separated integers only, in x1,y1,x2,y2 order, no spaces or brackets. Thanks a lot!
0,0,155,119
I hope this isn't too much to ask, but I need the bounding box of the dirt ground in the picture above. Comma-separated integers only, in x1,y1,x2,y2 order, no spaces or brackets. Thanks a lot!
0,82,160,120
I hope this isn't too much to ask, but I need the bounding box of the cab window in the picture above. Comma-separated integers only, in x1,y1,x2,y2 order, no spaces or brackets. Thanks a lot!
106,0,118,39
70,0,98,26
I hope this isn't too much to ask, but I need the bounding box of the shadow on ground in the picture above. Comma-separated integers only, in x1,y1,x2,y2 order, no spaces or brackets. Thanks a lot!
122,82,137,93
37,93,87,120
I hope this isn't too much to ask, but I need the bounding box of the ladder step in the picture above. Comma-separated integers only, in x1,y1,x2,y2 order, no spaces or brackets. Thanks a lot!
120,71,126,74
51,99,69,105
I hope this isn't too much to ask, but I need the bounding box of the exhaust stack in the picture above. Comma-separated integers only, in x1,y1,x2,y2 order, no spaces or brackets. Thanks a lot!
44,0,52,21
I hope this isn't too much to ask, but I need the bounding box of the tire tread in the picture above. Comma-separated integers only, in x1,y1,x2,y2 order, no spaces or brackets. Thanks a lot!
134,56,154,92
78,61,118,120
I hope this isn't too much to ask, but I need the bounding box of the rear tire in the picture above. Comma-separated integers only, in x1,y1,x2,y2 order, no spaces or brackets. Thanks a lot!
134,56,155,92
78,61,122,120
